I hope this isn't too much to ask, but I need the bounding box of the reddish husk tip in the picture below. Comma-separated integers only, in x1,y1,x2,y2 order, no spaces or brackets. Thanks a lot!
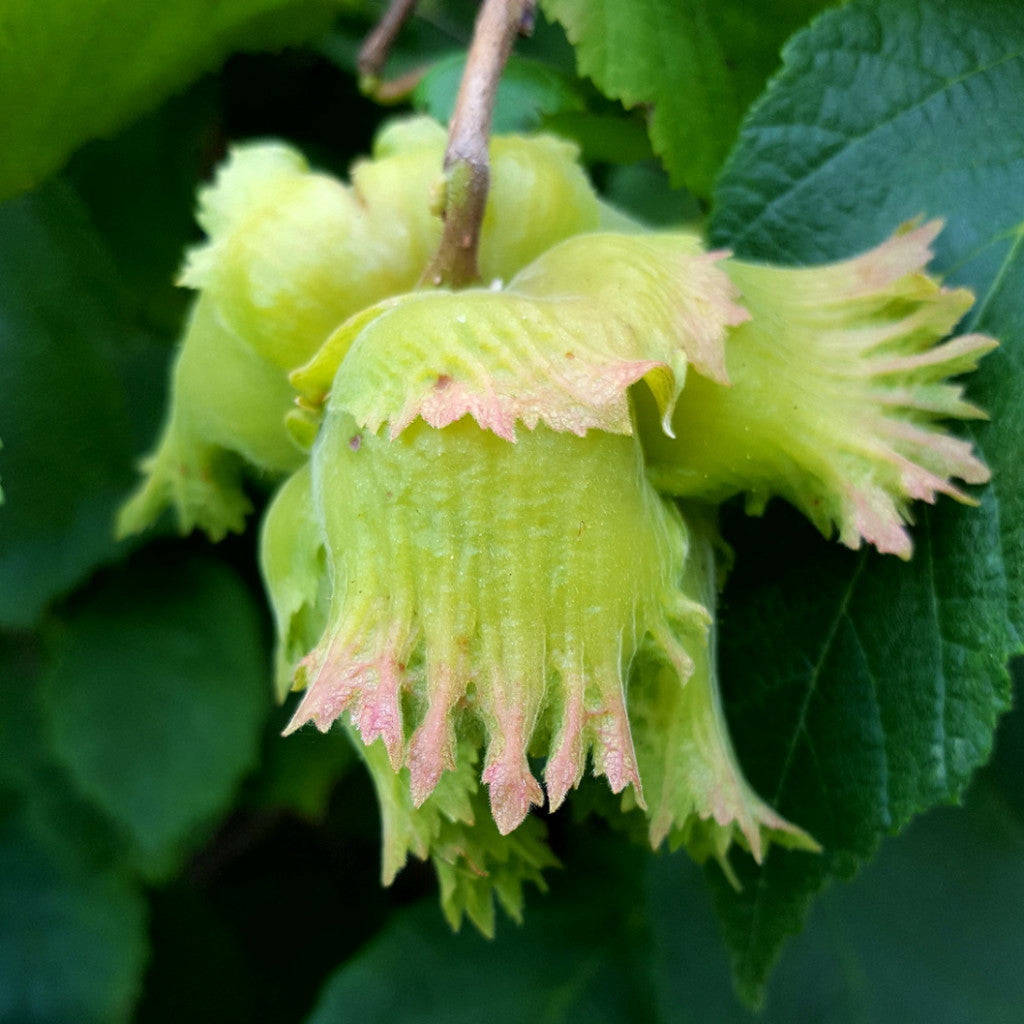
641,222,996,558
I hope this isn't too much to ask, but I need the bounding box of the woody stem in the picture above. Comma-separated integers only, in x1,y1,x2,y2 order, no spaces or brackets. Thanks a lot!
422,0,535,288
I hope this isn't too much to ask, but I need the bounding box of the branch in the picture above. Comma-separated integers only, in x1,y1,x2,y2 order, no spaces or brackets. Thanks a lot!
358,0,421,81
422,0,535,289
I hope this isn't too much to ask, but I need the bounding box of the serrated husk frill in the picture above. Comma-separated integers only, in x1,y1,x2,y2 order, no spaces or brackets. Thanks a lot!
288,414,696,835
283,234,749,835
119,117,603,540
259,462,557,932
356,732,559,936
639,222,996,558
626,507,818,878
291,232,748,440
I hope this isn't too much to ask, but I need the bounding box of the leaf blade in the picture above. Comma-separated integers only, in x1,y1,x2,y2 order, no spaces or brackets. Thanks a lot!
542,0,832,196
0,0,346,199
0,182,149,628
41,555,271,880
706,0,1024,1000
0,813,148,1024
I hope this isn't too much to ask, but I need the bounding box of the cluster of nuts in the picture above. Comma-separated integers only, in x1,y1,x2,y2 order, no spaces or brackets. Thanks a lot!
120,117,993,932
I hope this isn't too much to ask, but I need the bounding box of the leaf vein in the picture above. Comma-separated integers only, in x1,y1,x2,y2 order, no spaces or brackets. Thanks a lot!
728,45,1024,249
770,554,869,809
965,220,1024,332
844,614,892,830
740,553,868,970
923,513,950,799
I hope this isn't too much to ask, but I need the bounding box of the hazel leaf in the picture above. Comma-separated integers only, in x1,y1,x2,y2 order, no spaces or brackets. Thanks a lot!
41,556,269,880
412,53,588,134
0,181,154,628
306,835,657,1024
542,0,833,196
0,814,148,1024
705,0,1024,1002
0,0,348,200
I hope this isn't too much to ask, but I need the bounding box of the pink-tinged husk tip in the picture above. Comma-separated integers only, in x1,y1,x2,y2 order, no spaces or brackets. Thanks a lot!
277,229,822,861
283,414,688,834
640,222,997,559
281,412,814,865
260,464,558,933
289,232,748,443
628,509,818,876
264,442,814,875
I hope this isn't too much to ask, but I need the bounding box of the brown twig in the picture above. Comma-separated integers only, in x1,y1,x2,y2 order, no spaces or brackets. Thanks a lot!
358,0,422,80
367,65,431,105
422,0,536,289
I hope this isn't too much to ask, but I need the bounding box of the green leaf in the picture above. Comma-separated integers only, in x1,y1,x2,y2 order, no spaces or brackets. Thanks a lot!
0,83,210,627
413,53,587,133
0,182,153,628
40,554,270,880
0,637,51,792
541,0,831,197
705,0,1024,1002
0,0,348,200
770,782,1024,1023
63,83,219,336
0,81,229,629
711,2,1024,273
599,162,702,226
246,719,355,823
539,110,654,166
987,658,1024,822
643,767,1024,1022
0,636,135,878
305,833,657,1024
0,812,148,1024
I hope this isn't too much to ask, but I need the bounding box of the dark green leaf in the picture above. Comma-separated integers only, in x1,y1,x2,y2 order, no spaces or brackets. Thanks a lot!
541,0,831,197
711,1,1024,272
0,812,147,1024
246,716,355,822
63,83,218,336
539,110,654,166
986,658,1024,822
413,53,587,133
0,86,210,628
645,768,1024,1023
41,554,270,880
0,183,153,628
599,162,702,227
706,0,1024,1001
772,786,1024,1024
0,636,135,878
305,833,656,1024
0,0,347,200
0,637,51,792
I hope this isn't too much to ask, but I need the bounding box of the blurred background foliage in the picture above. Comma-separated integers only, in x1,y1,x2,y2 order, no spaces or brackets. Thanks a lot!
0,1,1022,1021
